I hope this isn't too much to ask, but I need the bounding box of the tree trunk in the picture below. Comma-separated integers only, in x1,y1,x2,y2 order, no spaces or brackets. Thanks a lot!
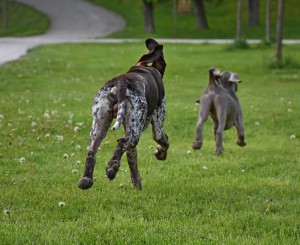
143,0,155,33
248,0,260,27
236,0,242,41
265,0,271,42
193,0,209,29
2,0,8,30
275,0,285,65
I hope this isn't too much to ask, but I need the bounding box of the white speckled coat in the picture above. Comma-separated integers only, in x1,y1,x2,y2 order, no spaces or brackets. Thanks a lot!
78,39,169,190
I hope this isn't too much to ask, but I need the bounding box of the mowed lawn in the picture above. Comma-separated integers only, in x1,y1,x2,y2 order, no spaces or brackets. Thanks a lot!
0,42,300,244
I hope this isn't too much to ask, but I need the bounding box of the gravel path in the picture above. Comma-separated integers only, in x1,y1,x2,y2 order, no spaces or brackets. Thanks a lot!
0,0,125,65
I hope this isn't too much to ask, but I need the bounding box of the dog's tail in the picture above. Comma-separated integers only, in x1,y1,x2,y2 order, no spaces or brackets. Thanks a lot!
111,81,128,131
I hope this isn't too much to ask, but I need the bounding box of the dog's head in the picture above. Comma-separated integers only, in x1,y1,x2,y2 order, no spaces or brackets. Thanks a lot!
220,71,242,93
136,38,166,77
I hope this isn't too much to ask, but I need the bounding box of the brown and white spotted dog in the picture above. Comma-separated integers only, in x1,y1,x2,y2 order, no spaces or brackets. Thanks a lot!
78,39,169,190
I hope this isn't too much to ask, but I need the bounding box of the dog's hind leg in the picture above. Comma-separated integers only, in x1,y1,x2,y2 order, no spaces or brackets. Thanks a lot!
192,99,211,150
106,93,147,189
78,92,114,190
235,114,246,147
151,99,169,160
126,146,142,189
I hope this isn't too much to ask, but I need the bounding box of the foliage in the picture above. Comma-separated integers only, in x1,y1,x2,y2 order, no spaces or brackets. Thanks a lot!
0,1,50,37
89,0,300,39
1,42,300,243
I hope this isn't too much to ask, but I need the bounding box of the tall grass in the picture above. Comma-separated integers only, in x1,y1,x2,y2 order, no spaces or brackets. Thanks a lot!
0,42,300,244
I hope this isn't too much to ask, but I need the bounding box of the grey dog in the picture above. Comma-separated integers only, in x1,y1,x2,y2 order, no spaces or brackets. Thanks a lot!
192,67,246,154
78,39,169,190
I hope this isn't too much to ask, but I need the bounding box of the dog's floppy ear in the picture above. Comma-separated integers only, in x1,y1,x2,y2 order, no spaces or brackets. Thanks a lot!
136,44,166,77
146,38,160,51
136,45,163,66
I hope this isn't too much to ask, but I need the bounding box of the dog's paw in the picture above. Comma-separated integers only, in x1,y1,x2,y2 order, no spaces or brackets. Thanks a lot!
154,147,167,160
215,147,224,155
236,140,246,147
106,160,120,180
192,141,202,150
78,177,93,190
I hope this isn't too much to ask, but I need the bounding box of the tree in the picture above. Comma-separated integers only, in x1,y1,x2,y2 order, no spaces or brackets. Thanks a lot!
265,0,271,43
193,0,209,29
236,0,242,41
248,0,260,27
275,0,285,65
2,0,8,30
143,0,155,33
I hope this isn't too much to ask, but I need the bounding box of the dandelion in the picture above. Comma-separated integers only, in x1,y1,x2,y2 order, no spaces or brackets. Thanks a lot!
43,112,50,119
58,202,66,207
187,150,191,155
148,145,153,149
74,126,80,132
19,157,25,164
290,134,296,140
28,115,33,120
76,122,84,127
241,169,245,172
56,135,64,141
71,153,75,158
0,114,4,120
202,166,208,170
31,122,37,127
3,209,10,216
75,145,81,151
287,108,292,113
18,108,24,115
255,121,260,126
45,133,50,138
76,160,81,165
72,168,78,174
119,183,125,188
63,153,68,159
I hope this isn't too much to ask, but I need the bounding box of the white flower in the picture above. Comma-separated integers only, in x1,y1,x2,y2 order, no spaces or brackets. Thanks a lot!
287,108,292,113
75,145,81,151
0,114,4,120
241,169,245,172
45,133,50,138
255,121,260,126
58,202,66,207
187,150,191,155
74,126,80,132
202,166,208,170
71,153,75,158
28,115,33,120
76,122,84,127
31,122,37,127
72,168,78,174
76,160,81,165
19,157,25,164
3,209,10,215
63,154,68,159
56,135,64,141
43,112,50,119
148,145,153,149
290,134,296,140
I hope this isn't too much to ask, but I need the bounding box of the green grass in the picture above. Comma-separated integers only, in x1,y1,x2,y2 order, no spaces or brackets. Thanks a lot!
0,1,50,37
1,42,300,244
90,0,300,39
